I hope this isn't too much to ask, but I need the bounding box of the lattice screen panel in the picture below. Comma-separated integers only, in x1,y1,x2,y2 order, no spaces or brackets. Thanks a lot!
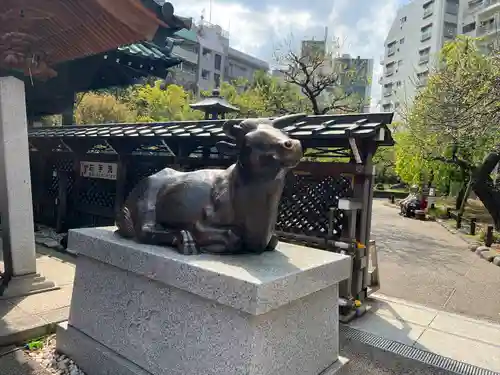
276,173,352,238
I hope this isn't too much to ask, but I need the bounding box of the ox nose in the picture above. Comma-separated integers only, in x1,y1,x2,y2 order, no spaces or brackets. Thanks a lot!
281,140,293,149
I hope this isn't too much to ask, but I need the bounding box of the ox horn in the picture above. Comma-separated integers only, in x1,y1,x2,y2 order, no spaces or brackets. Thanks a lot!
271,113,307,129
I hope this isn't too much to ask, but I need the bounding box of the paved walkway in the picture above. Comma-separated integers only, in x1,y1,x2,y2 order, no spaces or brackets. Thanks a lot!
371,199,500,324
0,246,74,346
353,294,500,373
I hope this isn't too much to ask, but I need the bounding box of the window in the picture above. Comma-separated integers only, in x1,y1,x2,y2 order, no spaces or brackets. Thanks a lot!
201,69,210,80
202,48,211,56
383,83,393,97
387,41,396,56
419,47,431,64
385,62,395,76
445,0,459,15
421,24,432,41
443,22,457,39
400,16,407,29
382,103,392,112
423,1,434,18
479,18,496,35
214,54,222,70
417,70,429,86
214,73,221,87
396,81,402,87
400,38,405,44
463,22,476,33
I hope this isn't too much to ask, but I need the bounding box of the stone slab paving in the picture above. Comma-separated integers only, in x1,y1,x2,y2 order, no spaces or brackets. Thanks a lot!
353,294,500,373
0,246,74,346
371,199,500,323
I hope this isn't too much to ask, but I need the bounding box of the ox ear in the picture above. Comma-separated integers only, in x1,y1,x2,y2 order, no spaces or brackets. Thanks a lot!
216,141,239,156
271,113,307,129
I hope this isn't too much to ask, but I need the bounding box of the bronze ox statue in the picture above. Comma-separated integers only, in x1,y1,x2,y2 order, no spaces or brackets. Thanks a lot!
115,113,305,255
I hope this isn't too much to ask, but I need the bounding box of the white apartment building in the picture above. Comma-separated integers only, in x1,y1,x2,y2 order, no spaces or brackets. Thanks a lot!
379,0,460,116
460,0,500,51
171,19,269,94
225,47,269,83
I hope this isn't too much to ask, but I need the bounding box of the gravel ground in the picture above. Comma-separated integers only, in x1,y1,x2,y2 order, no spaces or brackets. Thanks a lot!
24,335,85,375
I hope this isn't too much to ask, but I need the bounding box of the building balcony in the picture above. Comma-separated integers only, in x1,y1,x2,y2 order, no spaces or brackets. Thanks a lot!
417,77,428,86
172,46,198,65
419,55,430,64
385,69,395,77
423,7,433,18
383,90,393,97
468,0,484,13
477,0,500,15
387,48,396,57
477,20,498,35
421,32,432,41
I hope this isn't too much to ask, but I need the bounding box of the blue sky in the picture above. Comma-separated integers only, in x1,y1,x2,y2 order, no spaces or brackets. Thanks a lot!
174,0,407,109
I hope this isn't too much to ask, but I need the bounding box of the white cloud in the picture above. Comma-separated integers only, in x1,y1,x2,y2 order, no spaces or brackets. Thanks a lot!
174,1,312,54
173,0,400,112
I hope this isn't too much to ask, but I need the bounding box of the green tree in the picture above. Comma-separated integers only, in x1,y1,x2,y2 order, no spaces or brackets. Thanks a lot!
75,92,137,124
250,71,311,115
403,36,500,224
127,82,203,122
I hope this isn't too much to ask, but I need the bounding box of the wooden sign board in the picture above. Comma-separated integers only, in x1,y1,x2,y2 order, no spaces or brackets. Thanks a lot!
80,161,117,180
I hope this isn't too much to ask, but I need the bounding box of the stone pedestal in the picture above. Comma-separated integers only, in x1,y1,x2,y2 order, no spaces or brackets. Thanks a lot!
57,227,351,375
0,76,56,298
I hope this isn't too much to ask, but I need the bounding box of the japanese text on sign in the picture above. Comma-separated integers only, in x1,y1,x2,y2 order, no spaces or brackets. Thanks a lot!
80,161,117,180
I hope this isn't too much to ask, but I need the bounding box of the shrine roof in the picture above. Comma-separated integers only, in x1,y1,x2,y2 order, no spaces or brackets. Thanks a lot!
118,42,180,63
28,113,395,147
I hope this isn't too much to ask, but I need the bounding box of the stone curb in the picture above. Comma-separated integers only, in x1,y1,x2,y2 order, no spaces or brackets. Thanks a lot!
435,219,477,244
470,244,500,268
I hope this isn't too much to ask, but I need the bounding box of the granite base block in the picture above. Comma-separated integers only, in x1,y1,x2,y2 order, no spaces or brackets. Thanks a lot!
56,322,149,375
58,227,351,375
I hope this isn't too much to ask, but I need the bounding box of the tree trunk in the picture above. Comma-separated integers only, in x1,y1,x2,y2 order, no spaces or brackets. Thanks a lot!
455,177,468,210
471,150,500,231
458,173,473,220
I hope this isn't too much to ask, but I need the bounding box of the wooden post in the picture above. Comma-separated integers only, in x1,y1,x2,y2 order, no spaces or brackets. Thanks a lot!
469,218,476,236
485,225,494,247
55,171,69,233
114,158,128,217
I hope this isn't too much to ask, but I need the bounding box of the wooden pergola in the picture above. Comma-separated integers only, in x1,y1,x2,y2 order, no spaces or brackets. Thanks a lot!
0,0,188,297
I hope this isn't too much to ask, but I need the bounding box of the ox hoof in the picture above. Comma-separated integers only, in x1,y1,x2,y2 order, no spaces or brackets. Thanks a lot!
266,234,279,251
177,230,199,255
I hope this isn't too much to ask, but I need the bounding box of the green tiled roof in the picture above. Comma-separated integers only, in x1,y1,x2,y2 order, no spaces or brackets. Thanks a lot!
117,42,176,62
174,28,198,43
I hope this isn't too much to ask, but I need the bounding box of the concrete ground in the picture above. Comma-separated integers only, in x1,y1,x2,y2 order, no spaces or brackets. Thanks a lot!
356,294,500,372
0,246,74,346
371,199,500,324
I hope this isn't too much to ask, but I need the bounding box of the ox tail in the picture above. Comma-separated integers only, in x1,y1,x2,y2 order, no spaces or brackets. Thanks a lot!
115,206,135,238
